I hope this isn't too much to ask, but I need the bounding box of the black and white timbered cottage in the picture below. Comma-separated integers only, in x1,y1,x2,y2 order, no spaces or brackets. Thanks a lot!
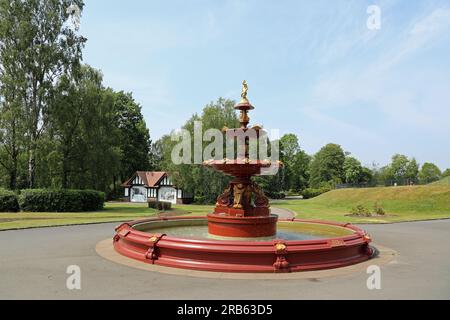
122,171,192,204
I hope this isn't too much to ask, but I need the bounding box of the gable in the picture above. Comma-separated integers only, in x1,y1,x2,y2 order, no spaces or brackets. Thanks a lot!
122,171,169,187
157,175,173,186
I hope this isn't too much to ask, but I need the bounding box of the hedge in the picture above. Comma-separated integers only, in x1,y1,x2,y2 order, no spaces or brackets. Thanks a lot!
265,191,286,199
148,200,172,211
301,187,331,199
0,189,20,212
19,189,105,212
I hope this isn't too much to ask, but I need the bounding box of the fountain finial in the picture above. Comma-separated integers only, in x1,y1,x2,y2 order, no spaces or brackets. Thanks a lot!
240,80,249,103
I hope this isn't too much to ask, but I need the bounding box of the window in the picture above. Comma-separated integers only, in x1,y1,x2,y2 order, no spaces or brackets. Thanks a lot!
160,176,172,186
148,188,157,198
133,175,143,185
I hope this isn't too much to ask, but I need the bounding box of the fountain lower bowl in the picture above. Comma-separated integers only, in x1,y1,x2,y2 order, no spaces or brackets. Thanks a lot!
113,216,374,273
207,212,278,238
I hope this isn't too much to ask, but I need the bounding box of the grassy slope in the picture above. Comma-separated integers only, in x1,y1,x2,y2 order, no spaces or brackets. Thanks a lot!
272,185,450,223
430,176,450,186
0,203,213,231
2,185,450,230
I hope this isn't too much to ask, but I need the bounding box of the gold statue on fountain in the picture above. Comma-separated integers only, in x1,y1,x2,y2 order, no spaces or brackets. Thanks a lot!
240,80,249,103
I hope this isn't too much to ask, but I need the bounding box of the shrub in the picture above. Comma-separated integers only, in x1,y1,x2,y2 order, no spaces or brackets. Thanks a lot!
350,205,372,217
19,189,105,212
0,189,20,212
265,191,286,199
373,202,386,216
301,187,331,199
286,190,300,196
194,195,208,204
148,200,172,211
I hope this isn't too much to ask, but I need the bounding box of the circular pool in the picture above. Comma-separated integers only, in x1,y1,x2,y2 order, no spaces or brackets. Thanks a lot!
113,216,374,273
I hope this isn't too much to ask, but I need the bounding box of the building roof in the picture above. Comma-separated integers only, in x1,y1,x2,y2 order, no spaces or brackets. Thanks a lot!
121,171,167,187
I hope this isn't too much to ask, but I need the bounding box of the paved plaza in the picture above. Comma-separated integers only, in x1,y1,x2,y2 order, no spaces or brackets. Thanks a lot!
0,218,449,299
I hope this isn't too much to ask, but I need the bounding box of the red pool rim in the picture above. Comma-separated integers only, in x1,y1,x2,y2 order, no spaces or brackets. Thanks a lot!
113,216,374,273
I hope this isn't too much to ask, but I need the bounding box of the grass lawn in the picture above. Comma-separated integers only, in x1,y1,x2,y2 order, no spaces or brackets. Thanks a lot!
0,203,213,231
430,176,450,186
2,185,449,230
273,185,450,224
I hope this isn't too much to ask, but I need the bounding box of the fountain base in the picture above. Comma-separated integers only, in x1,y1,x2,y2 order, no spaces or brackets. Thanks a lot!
112,217,374,273
207,212,278,238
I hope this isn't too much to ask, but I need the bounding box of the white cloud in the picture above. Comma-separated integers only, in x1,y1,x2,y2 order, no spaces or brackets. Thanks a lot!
307,6,450,134
410,7,450,36
300,106,385,145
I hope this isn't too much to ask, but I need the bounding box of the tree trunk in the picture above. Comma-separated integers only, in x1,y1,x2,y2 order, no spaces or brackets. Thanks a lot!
62,151,69,189
28,151,35,188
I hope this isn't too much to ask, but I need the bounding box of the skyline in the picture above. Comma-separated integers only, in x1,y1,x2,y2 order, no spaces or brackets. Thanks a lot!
80,0,450,169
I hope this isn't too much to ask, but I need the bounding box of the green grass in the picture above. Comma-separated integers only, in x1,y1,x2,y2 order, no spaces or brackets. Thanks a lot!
273,185,450,223
0,202,213,231
2,184,450,230
430,176,450,186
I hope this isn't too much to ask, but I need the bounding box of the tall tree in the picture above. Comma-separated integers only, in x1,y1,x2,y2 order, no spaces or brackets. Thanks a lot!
405,158,419,185
419,162,442,184
0,0,86,187
0,92,25,189
114,91,152,184
343,156,363,184
387,154,409,185
309,143,345,188
160,98,239,203
441,168,450,178
278,134,310,192
50,65,103,188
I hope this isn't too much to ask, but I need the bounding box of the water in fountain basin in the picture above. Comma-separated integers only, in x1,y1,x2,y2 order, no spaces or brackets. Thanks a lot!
134,220,353,241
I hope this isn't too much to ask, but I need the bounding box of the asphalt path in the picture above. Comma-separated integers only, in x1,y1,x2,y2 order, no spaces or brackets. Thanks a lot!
0,216,449,299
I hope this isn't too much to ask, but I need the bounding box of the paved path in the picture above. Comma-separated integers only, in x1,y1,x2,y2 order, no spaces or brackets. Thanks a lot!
0,220,449,299
271,207,295,219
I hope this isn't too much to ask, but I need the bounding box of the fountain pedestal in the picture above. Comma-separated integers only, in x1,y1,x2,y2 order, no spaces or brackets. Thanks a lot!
207,213,278,238
204,95,281,238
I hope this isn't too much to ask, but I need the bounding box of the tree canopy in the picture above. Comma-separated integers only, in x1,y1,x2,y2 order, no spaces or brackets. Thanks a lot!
0,1,151,197
309,143,345,188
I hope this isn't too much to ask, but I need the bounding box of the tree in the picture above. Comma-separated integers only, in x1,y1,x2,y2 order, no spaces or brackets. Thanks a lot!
360,167,374,184
343,157,363,184
419,162,442,184
442,169,450,178
405,158,419,185
291,151,311,191
0,94,25,189
257,133,310,194
279,134,300,191
0,0,86,187
113,91,152,185
381,154,420,186
388,154,409,185
50,65,104,188
159,98,239,203
309,143,345,188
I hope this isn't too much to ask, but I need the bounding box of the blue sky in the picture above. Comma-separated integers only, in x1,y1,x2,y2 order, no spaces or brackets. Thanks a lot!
80,0,450,170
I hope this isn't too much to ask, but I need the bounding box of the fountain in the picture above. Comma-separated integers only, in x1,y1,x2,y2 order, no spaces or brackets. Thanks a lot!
113,82,374,273
204,80,279,239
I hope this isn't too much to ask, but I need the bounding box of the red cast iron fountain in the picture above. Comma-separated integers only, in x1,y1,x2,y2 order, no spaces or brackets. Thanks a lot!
112,81,374,273
204,81,279,239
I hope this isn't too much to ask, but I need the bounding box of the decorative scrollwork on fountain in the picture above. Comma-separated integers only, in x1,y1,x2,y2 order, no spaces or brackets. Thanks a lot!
216,186,232,207
233,183,253,209
252,183,269,208
217,182,269,210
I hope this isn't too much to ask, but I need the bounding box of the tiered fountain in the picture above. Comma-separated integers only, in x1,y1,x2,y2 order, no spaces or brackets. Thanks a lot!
205,80,279,239
113,82,374,273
